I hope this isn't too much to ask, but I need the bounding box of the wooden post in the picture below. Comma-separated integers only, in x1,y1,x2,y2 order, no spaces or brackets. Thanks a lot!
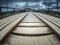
0,7,3,18
13,8,15,14
56,0,58,14
47,5,50,14
57,0,58,11
6,0,8,15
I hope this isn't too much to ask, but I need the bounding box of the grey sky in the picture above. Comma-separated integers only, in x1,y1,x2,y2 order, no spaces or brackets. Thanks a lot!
0,0,60,12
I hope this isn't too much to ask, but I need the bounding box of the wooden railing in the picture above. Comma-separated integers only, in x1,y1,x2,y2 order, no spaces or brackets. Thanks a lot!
0,6,22,19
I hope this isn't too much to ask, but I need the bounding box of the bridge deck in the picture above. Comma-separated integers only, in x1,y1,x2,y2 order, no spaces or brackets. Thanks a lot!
0,12,60,45
34,12,60,27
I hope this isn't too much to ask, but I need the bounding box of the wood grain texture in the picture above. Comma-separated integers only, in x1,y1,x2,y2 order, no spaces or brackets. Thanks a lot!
2,34,60,45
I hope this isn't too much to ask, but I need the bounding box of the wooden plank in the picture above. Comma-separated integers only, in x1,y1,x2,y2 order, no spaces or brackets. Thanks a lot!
2,34,60,45
12,27,52,35
0,13,27,26
0,15,22,31
0,13,28,43
35,12,60,28
22,13,42,22
0,15,17,26
34,13,60,38
18,23,47,27
0,13,28,31
0,16,19,31
0,13,23,26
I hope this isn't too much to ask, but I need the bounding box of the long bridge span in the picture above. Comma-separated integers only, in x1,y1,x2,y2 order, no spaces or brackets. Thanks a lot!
0,12,60,45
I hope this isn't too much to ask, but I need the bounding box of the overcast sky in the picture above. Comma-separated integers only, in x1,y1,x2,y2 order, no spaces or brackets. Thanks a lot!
0,0,60,12
0,0,57,7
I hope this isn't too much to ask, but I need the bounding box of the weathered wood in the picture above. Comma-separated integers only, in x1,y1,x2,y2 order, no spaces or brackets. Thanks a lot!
2,34,60,45
0,12,60,45
18,23,46,27
34,13,60,38
0,13,28,31
0,14,23,31
34,12,60,27
0,13,28,43
0,13,23,26
22,13,42,22
12,13,52,35
12,27,52,35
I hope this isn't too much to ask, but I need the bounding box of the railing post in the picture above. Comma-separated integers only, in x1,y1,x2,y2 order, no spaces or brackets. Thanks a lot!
6,0,8,15
47,6,50,14
57,0,58,10
56,0,58,14
0,7,3,19
13,8,15,14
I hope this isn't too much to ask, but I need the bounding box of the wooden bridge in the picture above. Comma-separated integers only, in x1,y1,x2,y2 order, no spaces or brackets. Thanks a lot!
0,12,60,45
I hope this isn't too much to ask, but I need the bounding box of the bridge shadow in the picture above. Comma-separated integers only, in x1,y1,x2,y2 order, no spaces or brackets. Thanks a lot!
11,32,54,37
